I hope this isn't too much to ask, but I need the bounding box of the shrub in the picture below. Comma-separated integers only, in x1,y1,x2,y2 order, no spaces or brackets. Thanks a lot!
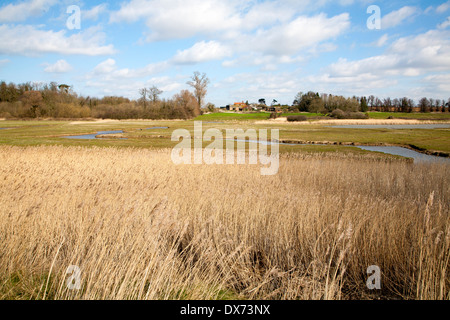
0,111,11,118
347,112,369,119
331,109,345,119
287,115,308,122
330,109,368,119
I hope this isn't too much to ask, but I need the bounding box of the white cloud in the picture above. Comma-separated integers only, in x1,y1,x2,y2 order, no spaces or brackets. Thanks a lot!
305,73,399,96
43,59,73,73
424,6,434,14
328,30,450,78
423,73,450,93
83,3,108,21
93,58,117,74
372,34,389,47
0,0,56,23
216,71,300,103
172,41,232,64
388,30,450,70
222,53,304,71
85,65,182,98
0,59,9,67
110,0,350,47
437,1,450,14
0,25,115,56
312,28,450,99
110,0,242,41
438,16,450,29
219,12,350,65
239,13,350,56
253,13,350,55
108,0,350,73
381,6,418,29
89,58,168,80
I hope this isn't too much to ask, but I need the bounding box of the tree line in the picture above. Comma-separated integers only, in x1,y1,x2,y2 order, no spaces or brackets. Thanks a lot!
1,77,448,119
0,72,210,120
291,91,449,114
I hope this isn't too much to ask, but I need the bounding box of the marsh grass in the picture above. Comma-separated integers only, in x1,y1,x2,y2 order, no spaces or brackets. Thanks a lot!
0,146,448,300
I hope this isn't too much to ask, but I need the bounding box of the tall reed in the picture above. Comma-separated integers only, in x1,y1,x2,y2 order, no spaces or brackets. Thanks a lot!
0,146,448,300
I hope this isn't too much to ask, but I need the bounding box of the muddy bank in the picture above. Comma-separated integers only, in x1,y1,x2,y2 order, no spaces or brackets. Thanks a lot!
278,139,450,158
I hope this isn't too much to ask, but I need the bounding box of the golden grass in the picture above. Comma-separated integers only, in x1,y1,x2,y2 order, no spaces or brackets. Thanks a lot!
0,146,448,300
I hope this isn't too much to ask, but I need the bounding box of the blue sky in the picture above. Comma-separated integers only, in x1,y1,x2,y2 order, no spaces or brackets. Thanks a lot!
0,0,449,107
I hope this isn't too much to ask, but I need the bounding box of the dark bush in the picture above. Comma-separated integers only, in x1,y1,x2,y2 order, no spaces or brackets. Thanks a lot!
347,112,369,119
331,109,345,119
287,115,308,122
330,109,368,119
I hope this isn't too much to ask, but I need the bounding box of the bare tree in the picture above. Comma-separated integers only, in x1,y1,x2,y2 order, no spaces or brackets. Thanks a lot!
393,98,400,111
429,98,435,110
368,95,375,109
139,88,148,108
382,97,392,112
186,71,210,109
149,86,163,103
174,89,199,117
374,97,382,111
419,97,431,113
401,97,413,113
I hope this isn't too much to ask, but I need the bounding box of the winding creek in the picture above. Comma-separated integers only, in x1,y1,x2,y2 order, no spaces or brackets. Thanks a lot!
233,139,450,163
355,146,450,163
59,124,450,164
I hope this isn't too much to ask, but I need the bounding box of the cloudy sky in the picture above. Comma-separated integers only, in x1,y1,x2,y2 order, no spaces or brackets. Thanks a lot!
0,0,449,106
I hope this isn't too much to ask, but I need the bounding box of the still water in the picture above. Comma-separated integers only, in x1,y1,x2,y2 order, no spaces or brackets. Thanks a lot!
63,130,124,139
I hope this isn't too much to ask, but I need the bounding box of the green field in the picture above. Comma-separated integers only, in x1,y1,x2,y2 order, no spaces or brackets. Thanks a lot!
367,112,450,120
195,112,271,121
194,112,325,121
1,119,449,159
195,111,450,121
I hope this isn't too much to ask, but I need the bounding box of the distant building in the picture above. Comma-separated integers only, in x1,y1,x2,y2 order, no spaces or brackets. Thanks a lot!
233,102,246,111
226,102,247,111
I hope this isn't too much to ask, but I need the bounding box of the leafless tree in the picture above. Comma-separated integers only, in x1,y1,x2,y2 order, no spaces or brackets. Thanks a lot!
139,88,149,108
174,89,200,117
382,97,392,112
186,71,210,109
419,97,431,113
368,95,375,109
149,86,163,103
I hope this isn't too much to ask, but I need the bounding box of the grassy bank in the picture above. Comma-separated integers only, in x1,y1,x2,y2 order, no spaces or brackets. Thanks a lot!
0,146,448,300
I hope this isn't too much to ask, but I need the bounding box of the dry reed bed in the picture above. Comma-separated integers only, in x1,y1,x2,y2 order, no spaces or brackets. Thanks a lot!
0,146,448,300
